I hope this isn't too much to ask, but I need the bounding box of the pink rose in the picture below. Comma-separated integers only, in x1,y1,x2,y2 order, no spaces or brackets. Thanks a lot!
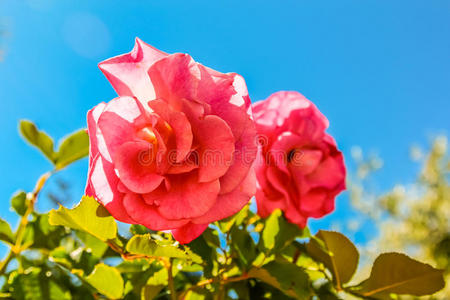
85,38,257,243
252,91,345,227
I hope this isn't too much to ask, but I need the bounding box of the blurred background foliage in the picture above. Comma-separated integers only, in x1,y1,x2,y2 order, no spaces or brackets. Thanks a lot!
347,136,449,298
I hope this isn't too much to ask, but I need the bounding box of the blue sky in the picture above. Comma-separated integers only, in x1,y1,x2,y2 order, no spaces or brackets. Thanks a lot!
0,0,449,244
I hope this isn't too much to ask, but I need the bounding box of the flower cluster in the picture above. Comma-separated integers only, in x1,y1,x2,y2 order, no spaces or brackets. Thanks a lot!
85,39,346,243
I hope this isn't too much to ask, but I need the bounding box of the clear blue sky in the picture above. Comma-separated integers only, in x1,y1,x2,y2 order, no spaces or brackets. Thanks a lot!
1,1,449,244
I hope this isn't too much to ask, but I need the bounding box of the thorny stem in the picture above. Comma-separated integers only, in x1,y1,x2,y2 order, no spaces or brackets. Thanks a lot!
0,171,51,275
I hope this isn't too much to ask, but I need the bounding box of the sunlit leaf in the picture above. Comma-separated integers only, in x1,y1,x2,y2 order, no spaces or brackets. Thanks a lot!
126,234,202,263
248,260,310,298
141,284,164,300
55,129,89,169
306,230,359,289
11,190,27,216
355,252,445,299
260,209,308,254
85,264,124,299
0,218,14,245
49,196,117,242
76,231,108,258
19,120,56,163
130,224,149,235
230,226,257,268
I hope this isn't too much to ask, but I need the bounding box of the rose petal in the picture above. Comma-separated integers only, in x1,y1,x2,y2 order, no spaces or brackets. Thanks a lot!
289,149,323,176
269,132,304,176
97,96,147,161
193,115,235,183
148,99,193,163
99,37,167,102
148,53,199,106
87,102,106,165
299,188,327,214
171,223,208,244
87,154,135,224
255,189,286,218
219,115,257,194
193,168,256,224
123,193,188,230
114,141,165,194
306,155,346,189
153,173,220,220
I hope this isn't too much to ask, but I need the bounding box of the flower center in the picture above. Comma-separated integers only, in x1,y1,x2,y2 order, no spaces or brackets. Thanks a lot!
138,127,157,144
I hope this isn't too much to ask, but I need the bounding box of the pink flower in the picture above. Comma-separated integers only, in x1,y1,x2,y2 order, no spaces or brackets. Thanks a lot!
252,91,345,227
85,38,257,243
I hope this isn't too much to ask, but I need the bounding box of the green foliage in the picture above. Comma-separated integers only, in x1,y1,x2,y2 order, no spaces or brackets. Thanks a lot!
259,209,309,255
355,253,445,299
0,218,14,245
11,190,27,216
19,120,89,169
49,196,117,242
19,120,56,163
248,260,310,298
9,268,72,300
126,234,202,264
55,129,89,169
85,264,124,299
306,230,359,289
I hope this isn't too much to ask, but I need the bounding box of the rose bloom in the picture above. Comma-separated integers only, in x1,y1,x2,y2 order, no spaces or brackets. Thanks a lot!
85,38,257,243
252,91,345,227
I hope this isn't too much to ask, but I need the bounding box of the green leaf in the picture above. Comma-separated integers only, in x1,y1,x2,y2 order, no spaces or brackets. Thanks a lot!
76,231,108,258
0,218,14,245
130,224,150,235
49,196,117,242
116,259,150,273
126,234,201,263
141,284,164,300
248,260,310,298
230,226,257,268
10,268,72,300
85,264,124,299
183,289,209,300
11,190,28,216
55,129,89,169
260,209,308,254
217,204,251,232
19,120,56,162
188,234,218,277
306,230,359,288
26,213,67,250
202,227,221,249
140,263,180,299
355,252,445,299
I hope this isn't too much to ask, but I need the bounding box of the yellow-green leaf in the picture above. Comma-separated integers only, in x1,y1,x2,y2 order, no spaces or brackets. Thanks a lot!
11,190,27,216
248,260,310,298
260,209,308,254
356,252,445,299
49,196,117,241
141,284,164,300
55,129,89,169
306,230,359,289
19,120,56,163
85,264,124,299
0,218,14,245
126,234,201,263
